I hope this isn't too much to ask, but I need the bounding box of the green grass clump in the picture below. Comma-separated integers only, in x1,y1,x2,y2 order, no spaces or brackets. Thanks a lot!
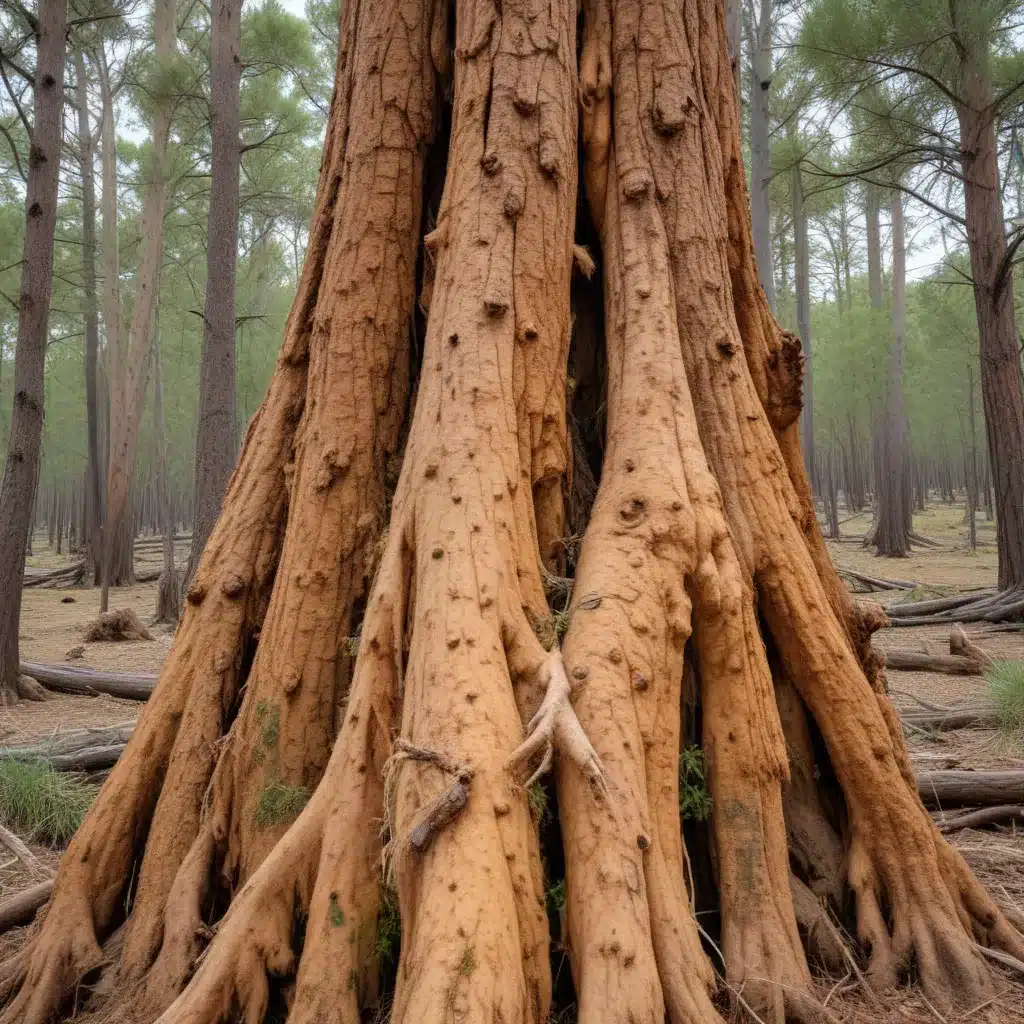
255,701,280,750
679,744,712,822
986,660,1024,735
0,758,96,846
376,881,401,967
528,782,550,826
254,780,311,827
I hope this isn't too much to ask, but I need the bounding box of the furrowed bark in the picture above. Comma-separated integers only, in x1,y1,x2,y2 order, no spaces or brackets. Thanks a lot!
671,0,1024,1007
0,8,367,1008
161,0,580,1020
0,0,67,701
117,0,437,1008
563,1,811,1020
101,0,177,612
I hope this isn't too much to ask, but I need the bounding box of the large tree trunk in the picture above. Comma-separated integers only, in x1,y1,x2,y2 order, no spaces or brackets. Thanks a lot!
3,2,1022,1023
185,0,243,594
958,49,1024,595
0,0,68,702
749,0,775,311
875,191,909,557
74,49,104,585
100,0,177,612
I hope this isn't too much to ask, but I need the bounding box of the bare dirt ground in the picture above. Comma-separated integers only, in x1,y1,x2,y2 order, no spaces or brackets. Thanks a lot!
2,511,1023,1021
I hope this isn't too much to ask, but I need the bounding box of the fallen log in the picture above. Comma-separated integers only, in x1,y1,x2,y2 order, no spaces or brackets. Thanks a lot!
48,745,126,773
879,626,995,677
0,724,135,762
22,562,84,588
0,879,53,933
887,591,996,618
901,708,999,731
884,650,985,675
18,662,156,701
918,770,1024,809
936,805,1024,833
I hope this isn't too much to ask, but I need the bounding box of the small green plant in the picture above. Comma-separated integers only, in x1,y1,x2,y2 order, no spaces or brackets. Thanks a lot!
344,635,361,658
258,704,281,749
986,660,1024,735
528,782,550,826
376,881,401,966
458,945,475,976
546,878,567,916
254,780,311,827
0,758,97,846
679,744,712,822
329,892,345,927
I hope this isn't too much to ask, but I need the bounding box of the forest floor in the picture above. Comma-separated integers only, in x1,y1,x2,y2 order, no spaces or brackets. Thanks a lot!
3,508,1023,1022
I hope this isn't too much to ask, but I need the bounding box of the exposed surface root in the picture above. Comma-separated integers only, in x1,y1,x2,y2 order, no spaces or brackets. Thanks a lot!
506,651,606,793
82,608,153,642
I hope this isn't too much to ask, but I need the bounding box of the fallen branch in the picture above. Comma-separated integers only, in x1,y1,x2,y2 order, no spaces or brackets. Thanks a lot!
0,824,44,877
18,662,156,701
0,879,53,933
837,568,920,591
936,805,1024,833
918,770,1024,809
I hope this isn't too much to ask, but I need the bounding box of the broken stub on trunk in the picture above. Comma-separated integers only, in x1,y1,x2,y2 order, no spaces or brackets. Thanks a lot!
2,1,1022,1023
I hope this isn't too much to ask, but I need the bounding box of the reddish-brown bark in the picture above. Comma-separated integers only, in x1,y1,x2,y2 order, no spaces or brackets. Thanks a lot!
2,2,1021,1023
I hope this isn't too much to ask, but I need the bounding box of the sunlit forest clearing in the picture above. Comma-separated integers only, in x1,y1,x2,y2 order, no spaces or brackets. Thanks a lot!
1,0,1024,1022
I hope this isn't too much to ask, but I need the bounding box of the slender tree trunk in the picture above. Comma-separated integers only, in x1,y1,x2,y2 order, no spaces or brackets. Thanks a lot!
958,52,1024,591
966,363,978,552
0,0,68,701
97,46,118,588
185,0,243,595
152,313,180,622
101,0,177,611
792,157,813,485
876,191,909,557
725,0,741,105
865,185,883,309
749,0,775,311
75,49,104,584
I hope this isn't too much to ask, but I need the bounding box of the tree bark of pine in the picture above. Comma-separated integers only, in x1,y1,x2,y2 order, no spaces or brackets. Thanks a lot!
97,45,119,585
3,2,1023,1023
185,0,243,595
792,156,813,485
74,49,104,585
865,184,883,310
152,313,181,622
875,191,909,557
958,48,1024,594
0,0,68,702
100,0,177,611
749,0,775,311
